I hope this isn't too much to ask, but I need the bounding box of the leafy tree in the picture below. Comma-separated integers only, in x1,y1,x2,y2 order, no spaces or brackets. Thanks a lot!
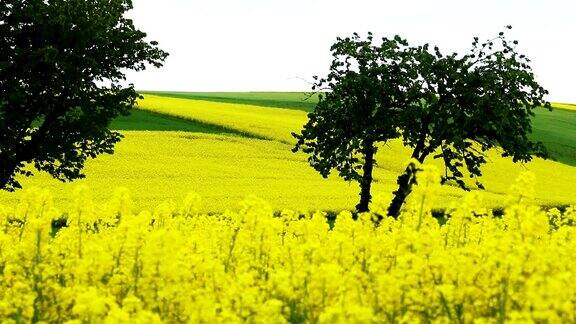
387,27,550,217
0,0,167,190
292,33,416,212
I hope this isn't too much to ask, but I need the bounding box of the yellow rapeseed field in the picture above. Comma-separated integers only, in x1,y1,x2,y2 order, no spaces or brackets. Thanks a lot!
0,130,573,213
552,102,576,112
0,95,574,212
1,167,575,322
137,95,308,143
0,132,361,212
136,95,576,207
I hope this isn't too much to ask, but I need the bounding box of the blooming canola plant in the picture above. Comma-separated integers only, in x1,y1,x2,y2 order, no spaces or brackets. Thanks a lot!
0,166,574,322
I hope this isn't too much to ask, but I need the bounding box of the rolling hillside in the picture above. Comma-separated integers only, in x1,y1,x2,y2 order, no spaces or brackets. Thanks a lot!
0,93,573,212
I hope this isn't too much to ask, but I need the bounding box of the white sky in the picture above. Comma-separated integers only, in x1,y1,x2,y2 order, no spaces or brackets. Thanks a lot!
126,0,576,103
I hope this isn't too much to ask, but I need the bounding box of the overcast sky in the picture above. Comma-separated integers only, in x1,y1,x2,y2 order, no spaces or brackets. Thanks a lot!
126,0,575,103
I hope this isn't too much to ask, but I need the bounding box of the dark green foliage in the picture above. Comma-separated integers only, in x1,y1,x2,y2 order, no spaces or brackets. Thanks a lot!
295,28,549,218
388,27,550,217
0,0,167,190
292,33,415,213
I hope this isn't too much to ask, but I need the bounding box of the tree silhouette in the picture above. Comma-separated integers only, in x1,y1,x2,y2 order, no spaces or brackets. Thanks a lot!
388,27,550,217
0,0,168,190
296,28,549,218
293,33,416,212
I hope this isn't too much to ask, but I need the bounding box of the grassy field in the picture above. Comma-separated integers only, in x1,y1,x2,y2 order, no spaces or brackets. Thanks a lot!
531,107,576,166
0,93,574,212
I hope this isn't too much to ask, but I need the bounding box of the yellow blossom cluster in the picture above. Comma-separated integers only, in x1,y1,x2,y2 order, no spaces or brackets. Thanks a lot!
0,169,575,323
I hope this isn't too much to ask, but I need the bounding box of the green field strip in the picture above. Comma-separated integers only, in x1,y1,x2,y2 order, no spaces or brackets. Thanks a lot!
110,108,266,139
140,91,319,112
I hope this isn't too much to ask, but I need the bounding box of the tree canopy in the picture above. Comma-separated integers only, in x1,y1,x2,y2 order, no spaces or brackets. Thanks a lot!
294,28,550,218
293,33,415,212
0,0,168,190
387,27,550,217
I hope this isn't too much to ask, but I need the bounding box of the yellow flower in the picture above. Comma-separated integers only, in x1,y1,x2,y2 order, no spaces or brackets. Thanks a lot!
0,178,574,322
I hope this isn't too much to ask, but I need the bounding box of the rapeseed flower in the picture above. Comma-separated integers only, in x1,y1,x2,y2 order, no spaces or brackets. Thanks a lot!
0,170,574,322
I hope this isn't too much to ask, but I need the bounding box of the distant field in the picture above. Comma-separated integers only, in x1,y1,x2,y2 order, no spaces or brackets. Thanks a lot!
1,93,574,212
551,102,576,112
111,108,251,136
134,95,576,204
531,107,576,166
141,91,319,111
141,91,574,113
142,92,576,166
135,95,308,143
138,93,576,166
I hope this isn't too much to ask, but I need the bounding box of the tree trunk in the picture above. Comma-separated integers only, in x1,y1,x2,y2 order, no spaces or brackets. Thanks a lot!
0,167,12,191
356,141,375,213
387,114,432,219
387,161,419,218
0,157,18,191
